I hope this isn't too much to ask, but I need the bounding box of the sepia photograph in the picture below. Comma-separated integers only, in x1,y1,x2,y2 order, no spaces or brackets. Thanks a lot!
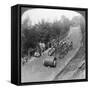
21,6,87,83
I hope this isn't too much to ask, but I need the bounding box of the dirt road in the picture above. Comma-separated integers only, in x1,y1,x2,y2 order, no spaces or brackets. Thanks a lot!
21,25,84,82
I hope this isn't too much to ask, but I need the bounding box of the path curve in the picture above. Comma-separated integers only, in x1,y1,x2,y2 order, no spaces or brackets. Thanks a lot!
21,25,82,82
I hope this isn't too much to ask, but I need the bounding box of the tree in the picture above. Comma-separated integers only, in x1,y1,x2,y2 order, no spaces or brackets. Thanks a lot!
60,15,70,35
71,15,85,50
21,17,71,57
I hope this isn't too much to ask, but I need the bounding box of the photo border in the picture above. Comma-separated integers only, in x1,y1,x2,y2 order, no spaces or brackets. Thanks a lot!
18,4,88,85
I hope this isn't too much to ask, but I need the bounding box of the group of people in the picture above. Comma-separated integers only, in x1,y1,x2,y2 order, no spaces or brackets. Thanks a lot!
58,39,73,59
34,42,46,57
22,37,73,65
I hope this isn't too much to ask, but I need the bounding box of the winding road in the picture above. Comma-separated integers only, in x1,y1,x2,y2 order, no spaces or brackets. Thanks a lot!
21,25,85,82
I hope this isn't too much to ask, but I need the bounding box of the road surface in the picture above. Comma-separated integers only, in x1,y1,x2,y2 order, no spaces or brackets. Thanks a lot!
21,25,85,82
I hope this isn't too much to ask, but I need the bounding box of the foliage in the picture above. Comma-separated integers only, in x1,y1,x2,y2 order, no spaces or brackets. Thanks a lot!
21,16,71,57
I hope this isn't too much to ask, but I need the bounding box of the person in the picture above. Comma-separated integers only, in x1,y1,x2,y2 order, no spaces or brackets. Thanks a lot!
39,42,45,55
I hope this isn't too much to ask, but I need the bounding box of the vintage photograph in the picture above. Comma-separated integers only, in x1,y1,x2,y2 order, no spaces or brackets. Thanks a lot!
21,7,86,83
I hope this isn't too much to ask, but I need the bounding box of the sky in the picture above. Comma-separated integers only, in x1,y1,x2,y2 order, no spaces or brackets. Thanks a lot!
22,8,81,26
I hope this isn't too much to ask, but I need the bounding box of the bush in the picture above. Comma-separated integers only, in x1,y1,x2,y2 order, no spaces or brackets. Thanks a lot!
21,16,71,57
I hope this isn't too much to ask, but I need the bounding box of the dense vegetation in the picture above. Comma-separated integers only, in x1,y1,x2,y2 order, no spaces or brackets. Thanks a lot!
21,15,85,57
